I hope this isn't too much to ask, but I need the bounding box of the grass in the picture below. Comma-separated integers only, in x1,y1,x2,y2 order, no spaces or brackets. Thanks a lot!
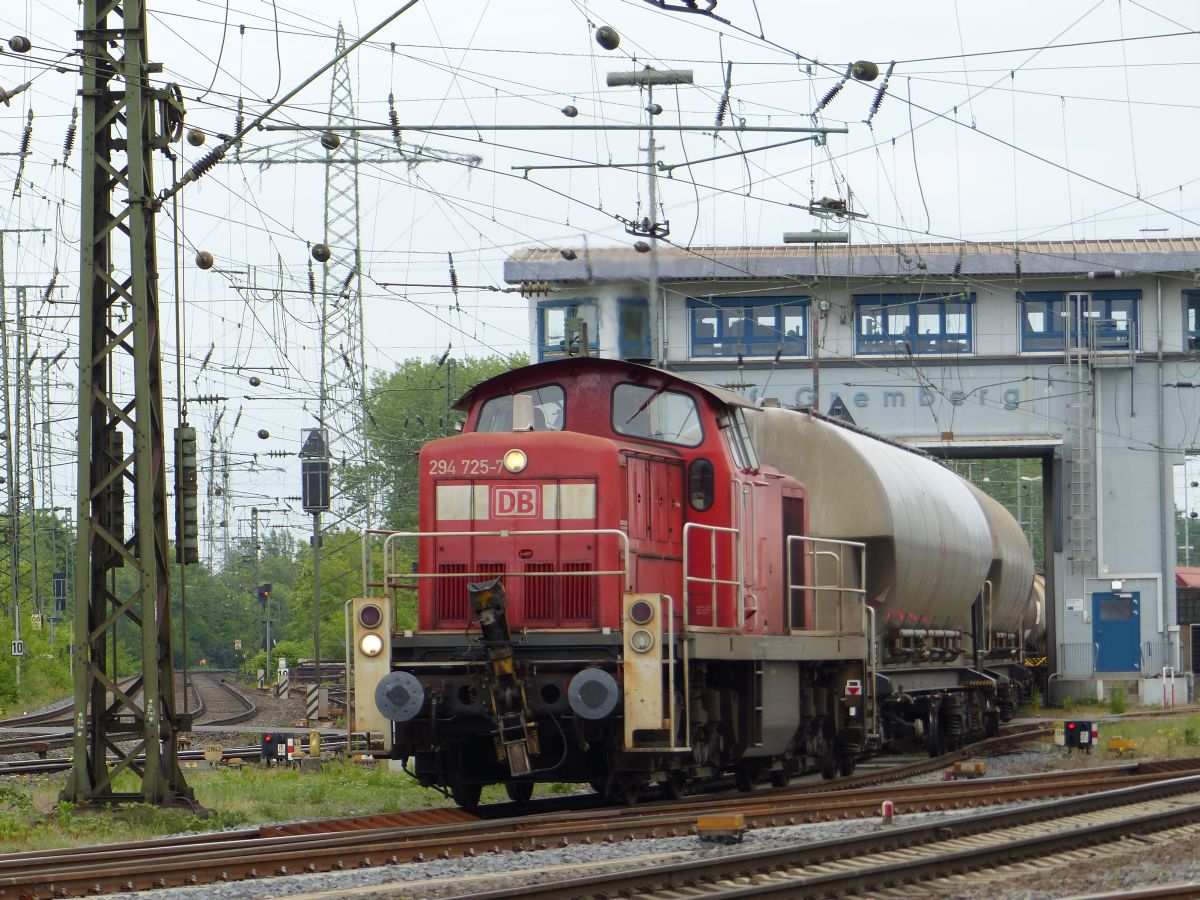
0,759,573,854
1091,711,1200,758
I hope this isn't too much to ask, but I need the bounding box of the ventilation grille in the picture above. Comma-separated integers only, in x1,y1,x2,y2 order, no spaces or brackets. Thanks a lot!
522,561,597,625
434,562,504,625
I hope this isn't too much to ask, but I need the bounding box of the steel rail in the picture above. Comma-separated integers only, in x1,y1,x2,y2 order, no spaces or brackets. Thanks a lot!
455,776,1200,900
0,763,1195,897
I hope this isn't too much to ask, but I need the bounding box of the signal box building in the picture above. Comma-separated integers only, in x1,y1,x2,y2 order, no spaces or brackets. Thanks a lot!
505,238,1200,702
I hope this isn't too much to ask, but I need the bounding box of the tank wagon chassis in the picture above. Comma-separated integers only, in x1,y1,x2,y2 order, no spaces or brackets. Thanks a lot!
354,529,1026,808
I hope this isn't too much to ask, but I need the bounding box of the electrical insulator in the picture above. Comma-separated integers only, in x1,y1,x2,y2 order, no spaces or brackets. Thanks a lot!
561,105,578,118
174,427,199,564
195,250,214,270
249,376,261,387
560,248,577,260
320,131,340,150
8,36,31,54
257,429,270,440
633,240,651,253
519,281,552,298
595,25,620,51
311,243,331,263
186,128,206,147
646,103,663,116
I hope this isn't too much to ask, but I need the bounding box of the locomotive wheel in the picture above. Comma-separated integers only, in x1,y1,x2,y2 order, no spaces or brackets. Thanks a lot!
504,781,534,804
769,769,790,789
837,754,856,777
608,778,641,806
819,751,836,780
451,781,483,811
660,775,685,801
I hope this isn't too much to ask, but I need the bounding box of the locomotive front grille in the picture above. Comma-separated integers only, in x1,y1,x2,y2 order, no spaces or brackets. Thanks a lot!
435,562,504,625
522,561,598,626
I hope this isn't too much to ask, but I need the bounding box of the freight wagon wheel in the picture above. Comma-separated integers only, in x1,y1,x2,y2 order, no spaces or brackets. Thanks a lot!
837,754,856,777
504,781,534,804
450,780,483,811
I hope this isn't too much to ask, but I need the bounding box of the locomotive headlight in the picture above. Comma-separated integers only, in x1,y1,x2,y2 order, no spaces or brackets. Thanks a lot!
503,449,527,473
359,632,385,657
629,628,655,653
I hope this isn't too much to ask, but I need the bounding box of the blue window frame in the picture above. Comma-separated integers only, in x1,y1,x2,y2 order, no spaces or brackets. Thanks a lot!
537,300,599,360
1018,290,1140,352
688,296,809,358
618,297,651,360
854,293,973,355
1186,291,1200,351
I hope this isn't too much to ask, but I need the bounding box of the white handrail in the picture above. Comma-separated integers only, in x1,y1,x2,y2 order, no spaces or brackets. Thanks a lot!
682,522,741,629
369,527,632,599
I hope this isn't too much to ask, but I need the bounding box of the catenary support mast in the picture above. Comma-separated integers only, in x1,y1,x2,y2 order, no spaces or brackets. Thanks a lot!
65,0,193,806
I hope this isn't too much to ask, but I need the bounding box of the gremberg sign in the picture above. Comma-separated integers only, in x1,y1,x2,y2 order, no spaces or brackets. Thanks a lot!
752,386,1024,411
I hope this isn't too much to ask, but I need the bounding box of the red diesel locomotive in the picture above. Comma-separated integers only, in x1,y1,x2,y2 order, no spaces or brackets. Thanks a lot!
352,357,1034,807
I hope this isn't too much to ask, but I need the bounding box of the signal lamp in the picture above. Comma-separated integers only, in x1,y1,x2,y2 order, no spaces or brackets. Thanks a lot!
629,629,654,653
358,604,383,629
628,599,654,625
503,449,527,473
359,633,384,657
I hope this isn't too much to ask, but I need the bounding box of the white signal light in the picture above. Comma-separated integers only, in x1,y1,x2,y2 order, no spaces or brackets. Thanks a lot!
503,449,528,473
629,628,654,653
359,632,384,657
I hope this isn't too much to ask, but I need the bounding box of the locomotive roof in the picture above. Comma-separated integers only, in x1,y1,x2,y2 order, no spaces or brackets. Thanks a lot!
453,357,758,413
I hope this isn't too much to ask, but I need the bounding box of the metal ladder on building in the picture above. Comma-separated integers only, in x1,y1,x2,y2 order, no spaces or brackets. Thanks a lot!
1066,293,1096,573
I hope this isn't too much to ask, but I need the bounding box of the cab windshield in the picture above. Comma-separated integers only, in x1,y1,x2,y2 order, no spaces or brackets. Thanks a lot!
612,383,703,447
476,385,565,432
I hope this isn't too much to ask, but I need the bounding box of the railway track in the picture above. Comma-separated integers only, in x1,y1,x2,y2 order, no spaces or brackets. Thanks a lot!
450,773,1200,900
0,757,1194,897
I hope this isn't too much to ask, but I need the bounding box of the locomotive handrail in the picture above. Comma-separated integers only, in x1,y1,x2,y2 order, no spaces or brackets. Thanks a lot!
785,535,866,634
681,522,742,630
369,527,632,597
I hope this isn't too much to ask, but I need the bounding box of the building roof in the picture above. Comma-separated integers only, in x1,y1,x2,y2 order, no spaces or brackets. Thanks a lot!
1178,567,1200,590
504,237,1200,284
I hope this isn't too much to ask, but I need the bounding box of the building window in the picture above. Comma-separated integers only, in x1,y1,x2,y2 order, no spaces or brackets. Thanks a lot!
854,293,973,355
687,297,809,358
1018,290,1140,353
1186,291,1200,351
618,298,651,360
538,300,598,360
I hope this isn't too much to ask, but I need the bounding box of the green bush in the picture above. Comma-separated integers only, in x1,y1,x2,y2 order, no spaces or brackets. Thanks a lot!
1109,685,1127,715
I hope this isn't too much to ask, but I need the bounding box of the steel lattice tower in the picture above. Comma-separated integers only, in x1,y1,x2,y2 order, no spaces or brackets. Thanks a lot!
318,24,369,523
65,0,193,806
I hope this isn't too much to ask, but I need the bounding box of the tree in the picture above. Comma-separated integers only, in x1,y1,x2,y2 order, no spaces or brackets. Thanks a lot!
340,354,527,529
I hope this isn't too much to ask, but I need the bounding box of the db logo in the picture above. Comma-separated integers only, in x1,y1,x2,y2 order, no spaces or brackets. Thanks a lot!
492,486,539,518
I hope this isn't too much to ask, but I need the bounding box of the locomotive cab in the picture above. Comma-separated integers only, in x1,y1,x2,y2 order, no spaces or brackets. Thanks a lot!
356,359,877,806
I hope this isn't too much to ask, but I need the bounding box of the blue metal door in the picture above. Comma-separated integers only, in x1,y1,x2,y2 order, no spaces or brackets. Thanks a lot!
1092,591,1140,672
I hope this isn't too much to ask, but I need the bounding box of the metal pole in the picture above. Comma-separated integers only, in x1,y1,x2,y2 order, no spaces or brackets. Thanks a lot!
19,288,40,622
646,83,662,363
0,239,18,687
313,512,322,695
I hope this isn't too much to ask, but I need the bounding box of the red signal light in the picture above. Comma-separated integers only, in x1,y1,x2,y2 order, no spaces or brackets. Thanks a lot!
1067,722,1077,730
